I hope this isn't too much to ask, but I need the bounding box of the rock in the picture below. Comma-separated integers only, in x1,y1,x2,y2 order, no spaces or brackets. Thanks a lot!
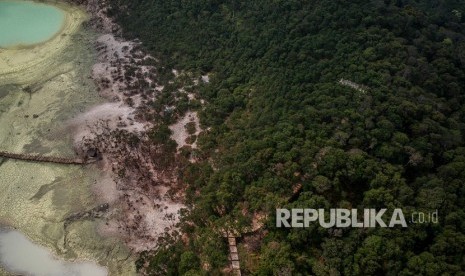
86,148,103,161
87,148,98,158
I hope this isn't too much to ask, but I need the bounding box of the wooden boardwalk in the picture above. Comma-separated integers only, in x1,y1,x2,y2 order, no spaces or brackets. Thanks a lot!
227,235,241,276
0,151,92,165
220,230,242,276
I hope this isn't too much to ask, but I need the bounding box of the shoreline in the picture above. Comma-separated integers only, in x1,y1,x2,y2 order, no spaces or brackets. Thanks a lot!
0,0,88,84
0,0,70,50
0,0,137,275
1,0,190,270
0,227,108,276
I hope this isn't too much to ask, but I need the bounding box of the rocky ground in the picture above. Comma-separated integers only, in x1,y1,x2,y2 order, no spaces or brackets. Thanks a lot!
68,0,190,253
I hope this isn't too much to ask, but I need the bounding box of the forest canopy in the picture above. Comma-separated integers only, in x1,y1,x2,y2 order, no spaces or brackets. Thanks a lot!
110,0,465,275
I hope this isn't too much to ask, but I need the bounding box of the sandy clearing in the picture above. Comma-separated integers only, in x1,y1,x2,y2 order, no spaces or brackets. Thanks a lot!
169,111,201,150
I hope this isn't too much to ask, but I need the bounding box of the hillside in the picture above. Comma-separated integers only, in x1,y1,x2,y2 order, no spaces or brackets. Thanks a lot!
110,0,465,274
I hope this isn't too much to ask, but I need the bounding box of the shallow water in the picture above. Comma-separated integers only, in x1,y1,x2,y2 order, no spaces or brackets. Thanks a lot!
0,229,107,276
0,0,65,48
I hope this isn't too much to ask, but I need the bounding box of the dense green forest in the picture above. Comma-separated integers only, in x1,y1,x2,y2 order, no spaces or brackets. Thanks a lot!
110,0,465,275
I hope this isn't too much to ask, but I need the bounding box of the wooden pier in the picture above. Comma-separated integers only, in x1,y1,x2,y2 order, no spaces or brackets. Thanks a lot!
0,151,93,165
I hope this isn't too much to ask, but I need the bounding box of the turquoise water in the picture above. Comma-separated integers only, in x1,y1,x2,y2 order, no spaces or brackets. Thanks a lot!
0,0,65,47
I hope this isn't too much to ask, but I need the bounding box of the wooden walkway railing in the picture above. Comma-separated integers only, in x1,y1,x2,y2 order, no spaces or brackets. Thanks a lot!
0,151,93,165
